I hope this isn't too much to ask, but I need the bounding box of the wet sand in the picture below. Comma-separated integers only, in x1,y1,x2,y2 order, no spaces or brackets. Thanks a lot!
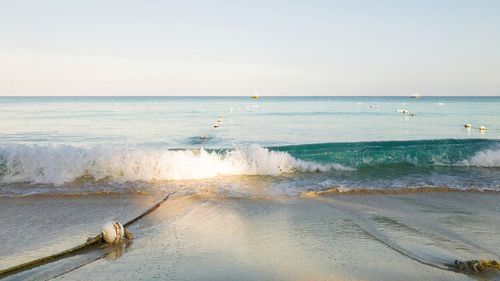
1,191,499,280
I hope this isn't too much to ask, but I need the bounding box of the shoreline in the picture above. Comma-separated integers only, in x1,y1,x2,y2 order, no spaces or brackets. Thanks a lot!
301,186,500,197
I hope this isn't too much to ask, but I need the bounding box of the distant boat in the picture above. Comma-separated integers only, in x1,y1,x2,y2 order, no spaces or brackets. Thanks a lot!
410,93,421,99
251,93,259,99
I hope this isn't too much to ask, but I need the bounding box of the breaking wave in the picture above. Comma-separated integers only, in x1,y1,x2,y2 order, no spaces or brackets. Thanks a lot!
0,139,498,187
0,144,347,185
458,149,500,168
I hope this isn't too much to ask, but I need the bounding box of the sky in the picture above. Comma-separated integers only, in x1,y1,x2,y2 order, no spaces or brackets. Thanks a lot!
0,0,499,96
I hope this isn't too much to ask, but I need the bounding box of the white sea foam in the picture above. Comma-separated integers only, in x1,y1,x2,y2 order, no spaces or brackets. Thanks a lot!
459,149,500,167
0,144,348,185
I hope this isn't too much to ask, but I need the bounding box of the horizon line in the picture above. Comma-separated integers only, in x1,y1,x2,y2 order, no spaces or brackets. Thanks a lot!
1,95,499,98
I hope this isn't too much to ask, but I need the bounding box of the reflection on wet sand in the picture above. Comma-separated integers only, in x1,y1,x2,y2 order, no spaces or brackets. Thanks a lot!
1,191,499,281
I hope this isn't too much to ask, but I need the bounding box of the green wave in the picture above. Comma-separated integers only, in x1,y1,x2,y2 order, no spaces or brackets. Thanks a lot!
272,139,500,168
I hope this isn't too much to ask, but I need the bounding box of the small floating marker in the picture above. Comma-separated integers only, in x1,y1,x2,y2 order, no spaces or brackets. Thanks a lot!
102,221,125,244
464,124,472,128
397,109,412,115
479,126,486,131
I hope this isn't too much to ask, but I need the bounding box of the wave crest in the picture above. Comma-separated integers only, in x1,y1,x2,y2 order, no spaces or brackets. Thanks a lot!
458,149,500,167
0,144,345,185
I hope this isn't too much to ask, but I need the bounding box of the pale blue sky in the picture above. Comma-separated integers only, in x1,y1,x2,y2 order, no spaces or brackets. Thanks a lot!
1,0,499,96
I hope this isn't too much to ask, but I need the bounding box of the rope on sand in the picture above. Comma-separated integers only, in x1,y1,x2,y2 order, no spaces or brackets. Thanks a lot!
452,259,500,274
0,192,175,278
316,198,499,276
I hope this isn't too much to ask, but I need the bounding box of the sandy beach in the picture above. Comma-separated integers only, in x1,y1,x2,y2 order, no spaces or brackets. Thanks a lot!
1,190,498,280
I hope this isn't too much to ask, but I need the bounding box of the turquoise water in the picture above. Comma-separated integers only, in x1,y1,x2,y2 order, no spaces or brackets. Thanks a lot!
1,96,499,146
0,96,499,195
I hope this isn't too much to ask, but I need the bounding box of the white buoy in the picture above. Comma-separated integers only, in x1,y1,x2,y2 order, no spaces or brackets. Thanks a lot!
479,126,486,131
102,221,125,244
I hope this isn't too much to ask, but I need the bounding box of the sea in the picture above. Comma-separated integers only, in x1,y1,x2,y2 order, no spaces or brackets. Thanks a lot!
0,96,499,197
1,96,500,281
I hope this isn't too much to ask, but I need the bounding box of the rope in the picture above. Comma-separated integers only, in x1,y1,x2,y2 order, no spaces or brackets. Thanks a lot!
452,259,500,274
0,192,174,279
317,198,499,276
124,192,173,228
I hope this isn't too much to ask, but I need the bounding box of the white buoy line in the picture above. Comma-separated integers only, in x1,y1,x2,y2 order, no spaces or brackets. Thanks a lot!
397,109,416,116
463,124,487,132
200,99,260,141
